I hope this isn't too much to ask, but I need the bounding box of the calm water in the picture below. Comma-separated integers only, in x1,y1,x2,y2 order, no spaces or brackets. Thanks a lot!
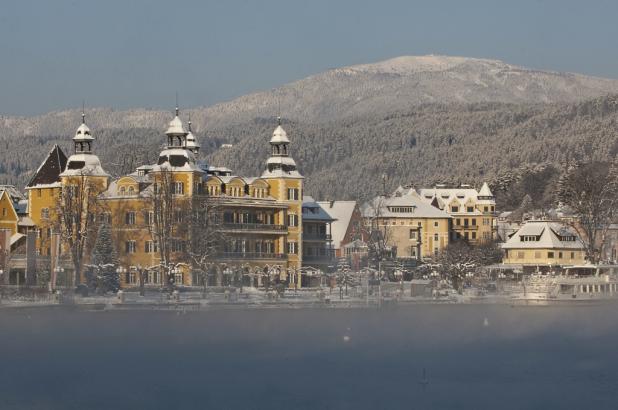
1,305,617,409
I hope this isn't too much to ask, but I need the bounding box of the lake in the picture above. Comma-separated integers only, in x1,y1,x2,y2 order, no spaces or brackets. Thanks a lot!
0,304,617,409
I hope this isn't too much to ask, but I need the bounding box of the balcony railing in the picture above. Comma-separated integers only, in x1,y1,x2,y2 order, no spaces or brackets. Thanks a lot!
216,252,287,260
303,255,336,264
221,223,287,232
303,233,332,241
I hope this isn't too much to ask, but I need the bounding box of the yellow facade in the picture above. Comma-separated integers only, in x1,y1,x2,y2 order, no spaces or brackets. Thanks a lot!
375,216,450,259
0,191,18,236
503,248,585,266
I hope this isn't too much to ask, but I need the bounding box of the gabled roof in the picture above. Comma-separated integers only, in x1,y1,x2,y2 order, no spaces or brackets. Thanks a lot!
502,221,585,250
317,200,357,250
302,196,335,222
363,190,451,219
26,145,67,188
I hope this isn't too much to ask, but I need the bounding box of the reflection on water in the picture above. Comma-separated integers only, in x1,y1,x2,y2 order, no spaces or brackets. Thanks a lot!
1,305,618,409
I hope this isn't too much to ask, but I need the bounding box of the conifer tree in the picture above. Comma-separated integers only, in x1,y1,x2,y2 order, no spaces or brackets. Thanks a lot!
90,222,119,293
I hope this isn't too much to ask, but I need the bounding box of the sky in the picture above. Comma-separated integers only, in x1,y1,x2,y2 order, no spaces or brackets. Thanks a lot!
2,0,618,116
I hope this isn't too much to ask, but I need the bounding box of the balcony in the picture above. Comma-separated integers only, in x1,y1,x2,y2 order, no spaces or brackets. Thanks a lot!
453,224,479,230
216,252,287,261
221,223,287,233
303,233,332,241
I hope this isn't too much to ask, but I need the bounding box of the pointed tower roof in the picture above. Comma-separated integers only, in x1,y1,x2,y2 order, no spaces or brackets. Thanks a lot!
478,182,494,197
185,118,201,153
26,145,68,188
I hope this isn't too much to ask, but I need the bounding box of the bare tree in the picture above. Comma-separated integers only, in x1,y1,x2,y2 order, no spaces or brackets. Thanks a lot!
187,192,226,292
364,196,394,270
146,168,189,290
55,173,101,287
557,160,618,264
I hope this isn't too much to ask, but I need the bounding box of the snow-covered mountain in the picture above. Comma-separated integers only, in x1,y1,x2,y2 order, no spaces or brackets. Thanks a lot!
3,55,618,137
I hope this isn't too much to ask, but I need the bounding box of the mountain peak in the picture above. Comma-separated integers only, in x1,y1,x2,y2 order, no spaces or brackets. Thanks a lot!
342,55,512,75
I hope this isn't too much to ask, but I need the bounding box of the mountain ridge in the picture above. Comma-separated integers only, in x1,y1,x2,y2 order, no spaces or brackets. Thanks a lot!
2,55,618,138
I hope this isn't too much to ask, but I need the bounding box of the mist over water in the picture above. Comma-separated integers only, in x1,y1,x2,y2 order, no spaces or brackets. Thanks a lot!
1,305,617,409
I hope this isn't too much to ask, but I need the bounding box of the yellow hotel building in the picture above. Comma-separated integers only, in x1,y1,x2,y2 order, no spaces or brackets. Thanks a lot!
24,110,309,288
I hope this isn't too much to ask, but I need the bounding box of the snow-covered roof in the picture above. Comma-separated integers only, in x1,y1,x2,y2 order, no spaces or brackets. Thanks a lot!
478,182,493,197
10,233,25,246
266,156,297,167
18,216,35,227
302,196,335,222
502,221,585,250
60,153,110,177
73,123,94,142
362,190,451,219
270,125,290,144
155,148,203,173
418,184,495,209
261,169,304,179
317,200,357,250
186,131,200,150
165,115,187,135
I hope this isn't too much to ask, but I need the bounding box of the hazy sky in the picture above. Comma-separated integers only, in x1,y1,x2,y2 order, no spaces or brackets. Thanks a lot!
2,0,618,116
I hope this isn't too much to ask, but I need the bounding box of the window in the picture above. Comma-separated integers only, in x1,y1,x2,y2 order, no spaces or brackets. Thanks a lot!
174,210,183,223
472,219,476,226
2,208,6,217
464,219,469,227
571,252,575,259
548,252,555,258
144,211,154,225
451,206,459,212
434,233,439,241
128,186,135,195
125,211,136,225
409,229,416,239
41,208,49,219
558,252,563,259
471,232,476,239
99,212,111,224
434,221,439,227
464,232,469,240
287,214,298,227
456,219,461,226
483,206,488,212
467,207,474,213
174,272,183,285
145,241,158,253
171,239,185,253
125,240,136,254
173,182,184,195
37,189,42,197
119,186,126,196
287,241,298,254
287,188,299,200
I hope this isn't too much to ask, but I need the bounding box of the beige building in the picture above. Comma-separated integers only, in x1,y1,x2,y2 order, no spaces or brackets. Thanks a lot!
502,220,586,270
418,183,496,244
362,189,451,260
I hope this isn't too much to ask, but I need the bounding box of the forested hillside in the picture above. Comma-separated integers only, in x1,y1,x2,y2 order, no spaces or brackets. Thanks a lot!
1,95,617,212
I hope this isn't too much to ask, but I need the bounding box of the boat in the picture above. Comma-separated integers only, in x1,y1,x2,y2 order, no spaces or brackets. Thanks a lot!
510,265,618,305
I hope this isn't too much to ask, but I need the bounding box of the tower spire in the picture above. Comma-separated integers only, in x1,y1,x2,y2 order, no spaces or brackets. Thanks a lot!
81,100,86,124
188,113,192,131
175,92,179,116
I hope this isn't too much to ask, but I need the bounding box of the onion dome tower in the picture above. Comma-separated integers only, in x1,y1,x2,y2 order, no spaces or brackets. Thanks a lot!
262,117,302,178
157,106,198,168
61,109,109,178
185,117,201,155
